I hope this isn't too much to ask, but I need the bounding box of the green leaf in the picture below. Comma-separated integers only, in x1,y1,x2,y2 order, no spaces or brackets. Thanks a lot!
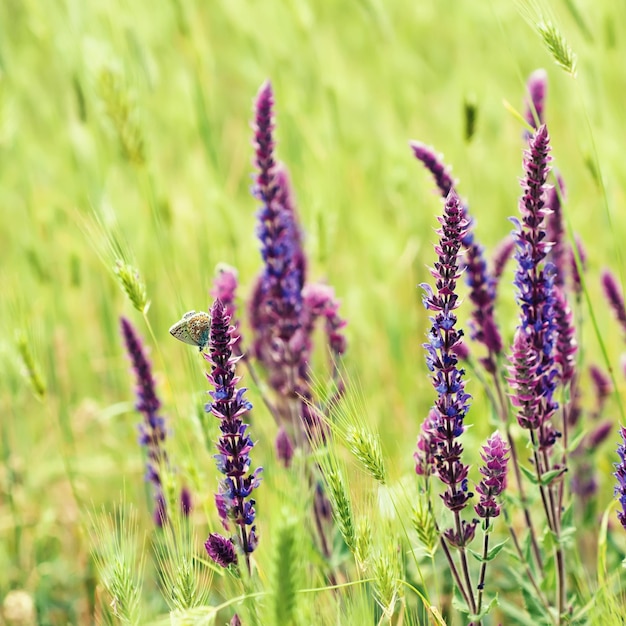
539,468,565,487
498,597,544,626
522,585,551,623
486,539,508,561
467,595,499,622
598,500,617,586
519,464,539,485
451,584,471,616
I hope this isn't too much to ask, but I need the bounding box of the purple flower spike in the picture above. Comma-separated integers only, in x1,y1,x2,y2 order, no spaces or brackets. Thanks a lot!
205,533,238,568
421,189,473,514
492,237,516,282
180,487,193,517
613,426,626,529
524,69,548,134
508,329,541,431
410,141,501,370
302,283,348,359
590,365,612,418
443,518,478,548
275,426,294,467
509,125,560,451
250,81,305,398
546,173,567,288
414,409,439,477
253,80,278,205
120,317,169,525
569,235,586,297
553,288,577,385
602,270,626,334
204,299,262,568
589,421,613,448
475,433,509,519
409,142,456,198
211,264,241,354
464,236,502,373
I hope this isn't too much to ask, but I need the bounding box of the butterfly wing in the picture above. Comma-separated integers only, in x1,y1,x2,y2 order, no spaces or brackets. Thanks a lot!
169,318,198,346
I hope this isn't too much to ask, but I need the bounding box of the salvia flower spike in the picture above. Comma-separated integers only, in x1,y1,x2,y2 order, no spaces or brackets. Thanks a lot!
411,142,502,371
204,299,262,572
420,188,473,520
475,433,509,520
614,426,626,530
601,269,626,335
121,317,170,525
524,68,548,135
509,124,560,452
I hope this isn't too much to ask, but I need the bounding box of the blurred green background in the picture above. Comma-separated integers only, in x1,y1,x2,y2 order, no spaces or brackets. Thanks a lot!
1,0,625,623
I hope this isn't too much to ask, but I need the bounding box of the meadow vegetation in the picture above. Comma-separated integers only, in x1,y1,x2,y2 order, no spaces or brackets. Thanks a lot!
2,0,626,624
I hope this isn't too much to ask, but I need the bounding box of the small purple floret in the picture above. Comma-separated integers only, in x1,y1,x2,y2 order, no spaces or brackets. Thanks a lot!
613,426,626,530
205,533,238,568
475,433,509,519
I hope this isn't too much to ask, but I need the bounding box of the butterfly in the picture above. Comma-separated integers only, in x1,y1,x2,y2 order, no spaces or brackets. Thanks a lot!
169,311,211,351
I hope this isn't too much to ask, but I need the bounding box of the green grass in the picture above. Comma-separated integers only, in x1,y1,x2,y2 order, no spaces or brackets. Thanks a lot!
2,0,626,624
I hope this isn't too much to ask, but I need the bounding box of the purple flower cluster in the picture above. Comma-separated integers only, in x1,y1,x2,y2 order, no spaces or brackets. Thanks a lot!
421,189,473,520
508,125,560,451
545,173,566,288
251,81,305,361
414,409,438,477
553,288,577,385
120,317,191,526
410,142,455,197
614,426,626,529
569,235,586,297
204,299,261,569
524,69,547,135
249,81,346,445
475,433,509,519
602,270,626,335
410,142,502,371
211,264,241,354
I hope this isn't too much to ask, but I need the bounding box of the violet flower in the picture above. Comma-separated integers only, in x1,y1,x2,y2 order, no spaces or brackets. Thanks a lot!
590,365,612,419
204,299,262,570
524,69,547,135
602,270,626,335
508,125,560,452
553,288,577,385
211,264,241,354
546,173,566,288
249,81,346,447
492,237,516,282
121,317,185,526
409,142,455,198
250,81,306,407
475,433,509,520
414,409,439,477
569,235,586,298
464,234,502,373
614,426,626,530
410,142,502,371
275,426,295,467
301,283,348,362
421,189,474,526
